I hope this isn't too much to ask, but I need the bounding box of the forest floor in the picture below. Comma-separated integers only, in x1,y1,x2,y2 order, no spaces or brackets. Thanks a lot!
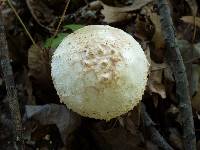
0,0,200,150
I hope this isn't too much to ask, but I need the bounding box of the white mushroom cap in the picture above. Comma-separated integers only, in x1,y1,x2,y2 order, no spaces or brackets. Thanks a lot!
51,25,149,120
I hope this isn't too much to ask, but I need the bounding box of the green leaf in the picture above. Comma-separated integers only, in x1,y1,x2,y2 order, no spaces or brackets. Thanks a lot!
44,33,68,49
63,24,84,31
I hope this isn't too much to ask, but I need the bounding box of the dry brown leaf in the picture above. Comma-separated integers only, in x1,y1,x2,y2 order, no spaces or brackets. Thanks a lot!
168,128,183,150
101,4,133,23
24,104,81,145
26,0,57,32
148,60,166,99
134,15,153,41
192,90,200,111
28,44,57,104
100,0,153,23
184,0,198,16
180,16,200,28
150,13,165,49
28,44,52,86
190,64,200,112
100,0,153,12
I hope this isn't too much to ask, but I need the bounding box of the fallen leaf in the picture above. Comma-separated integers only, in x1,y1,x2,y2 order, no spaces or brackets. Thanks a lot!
24,104,81,145
177,39,200,62
191,65,200,111
191,64,200,96
28,43,59,103
184,0,198,16
180,16,200,28
92,127,144,150
26,0,57,32
28,44,53,88
168,128,183,150
100,0,153,12
146,141,159,150
100,3,133,23
134,15,153,41
163,65,174,82
150,13,165,49
100,0,153,23
148,60,167,99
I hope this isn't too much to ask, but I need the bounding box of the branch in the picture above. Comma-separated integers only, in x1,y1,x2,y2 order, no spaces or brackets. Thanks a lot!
0,12,24,149
141,103,173,150
156,0,196,149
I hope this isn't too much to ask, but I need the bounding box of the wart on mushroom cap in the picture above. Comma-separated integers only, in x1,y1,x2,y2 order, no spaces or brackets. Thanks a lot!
51,25,150,120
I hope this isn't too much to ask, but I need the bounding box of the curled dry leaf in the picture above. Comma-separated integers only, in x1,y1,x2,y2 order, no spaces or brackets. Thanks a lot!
191,65,200,97
26,0,57,32
148,60,167,99
168,128,183,150
28,45,52,86
28,44,59,103
180,16,200,28
191,65,200,111
149,13,165,49
101,4,133,23
134,15,153,41
92,125,144,150
176,39,200,99
184,0,198,16
143,43,167,99
100,0,153,23
24,104,81,145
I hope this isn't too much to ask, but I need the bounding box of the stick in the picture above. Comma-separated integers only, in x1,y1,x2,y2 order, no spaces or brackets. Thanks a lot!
0,11,24,150
6,0,37,48
141,103,173,150
53,0,70,37
156,0,196,149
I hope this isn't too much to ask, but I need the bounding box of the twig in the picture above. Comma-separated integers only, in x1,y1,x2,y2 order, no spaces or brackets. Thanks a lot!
0,12,24,149
156,0,196,149
141,103,173,150
53,0,70,37
6,0,38,48
192,16,197,42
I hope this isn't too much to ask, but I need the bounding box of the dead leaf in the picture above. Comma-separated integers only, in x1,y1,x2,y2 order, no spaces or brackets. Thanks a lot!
26,0,57,32
134,15,153,41
150,13,165,49
28,44,52,84
191,64,200,96
146,141,159,150
101,3,133,23
166,104,179,115
100,0,153,12
28,44,58,103
191,65,200,111
184,0,198,16
24,104,81,145
197,140,200,150
100,0,153,23
177,39,200,62
124,108,140,135
148,60,167,99
163,65,174,82
168,128,183,150
180,16,200,28
92,127,144,150
177,40,200,99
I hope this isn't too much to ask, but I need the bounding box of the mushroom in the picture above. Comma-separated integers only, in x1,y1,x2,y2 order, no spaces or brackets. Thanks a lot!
51,25,149,120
